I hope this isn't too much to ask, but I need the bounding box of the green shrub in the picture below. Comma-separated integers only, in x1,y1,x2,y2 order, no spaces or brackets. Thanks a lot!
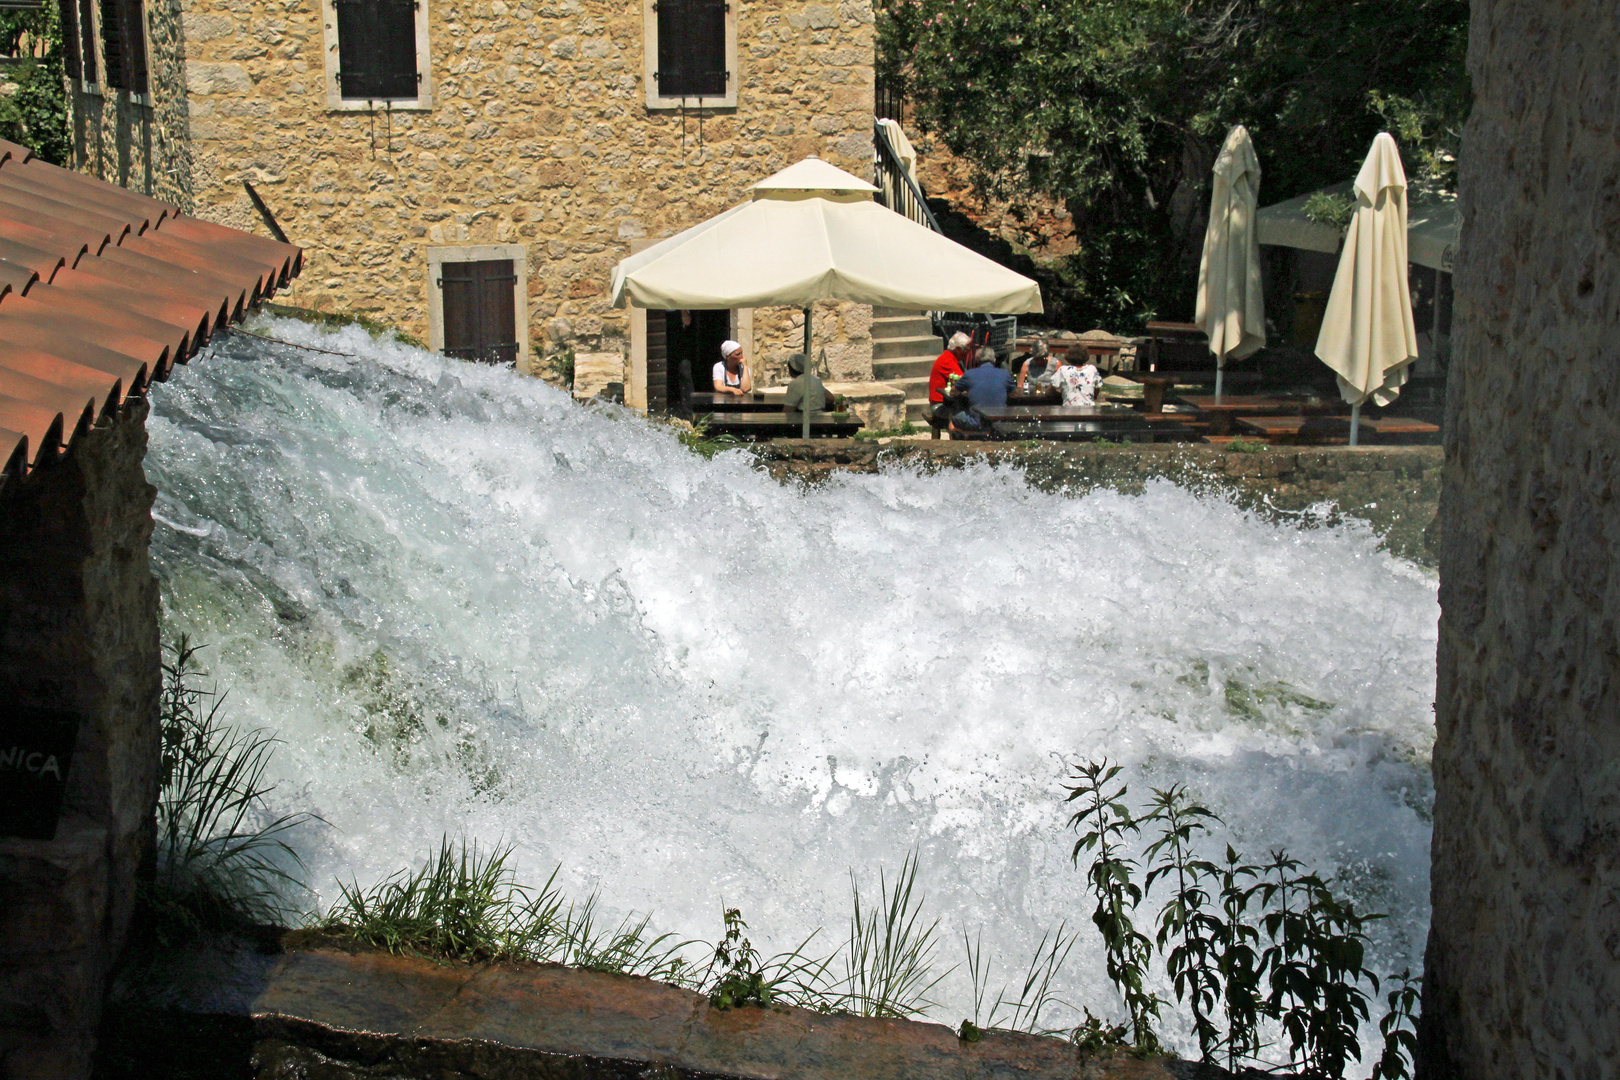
1066,758,1407,1077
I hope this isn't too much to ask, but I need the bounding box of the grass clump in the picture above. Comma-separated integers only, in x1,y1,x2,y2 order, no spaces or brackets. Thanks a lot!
321,837,693,980
853,420,920,440
659,414,741,459
1225,438,1269,454
141,637,314,944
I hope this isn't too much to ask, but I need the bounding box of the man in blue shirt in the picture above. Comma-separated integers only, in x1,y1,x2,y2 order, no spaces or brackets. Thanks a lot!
949,347,1014,433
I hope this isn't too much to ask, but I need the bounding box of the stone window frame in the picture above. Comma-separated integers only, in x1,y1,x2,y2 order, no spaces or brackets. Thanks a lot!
425,244,531,373
320,0,435,112
641,0,739,111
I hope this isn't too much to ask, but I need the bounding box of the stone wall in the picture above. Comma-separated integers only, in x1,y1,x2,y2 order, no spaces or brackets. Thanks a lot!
1419,2,1620,1076
752,441,1443,566
0,401,162,1080
92,0,878,381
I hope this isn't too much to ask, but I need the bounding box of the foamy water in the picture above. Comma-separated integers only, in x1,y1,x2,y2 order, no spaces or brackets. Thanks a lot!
147,319,1437,1057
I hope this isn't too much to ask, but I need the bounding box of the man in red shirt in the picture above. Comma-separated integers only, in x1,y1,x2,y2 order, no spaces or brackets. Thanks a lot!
928,332,974,410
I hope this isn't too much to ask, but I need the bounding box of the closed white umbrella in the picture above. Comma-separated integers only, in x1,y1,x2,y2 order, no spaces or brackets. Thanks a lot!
1314,133,1419,444
1195,125,1266,401
611,156,1042,436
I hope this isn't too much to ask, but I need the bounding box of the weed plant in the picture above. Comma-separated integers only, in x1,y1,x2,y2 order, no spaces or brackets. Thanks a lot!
143,638,313,944
1065,757,1412,1079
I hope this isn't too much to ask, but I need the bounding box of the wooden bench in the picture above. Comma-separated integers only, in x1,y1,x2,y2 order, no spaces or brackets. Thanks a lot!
702,411,864,440
1236,415,1441,445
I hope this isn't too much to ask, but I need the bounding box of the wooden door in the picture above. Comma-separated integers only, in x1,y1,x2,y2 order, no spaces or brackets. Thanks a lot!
440,259,519,364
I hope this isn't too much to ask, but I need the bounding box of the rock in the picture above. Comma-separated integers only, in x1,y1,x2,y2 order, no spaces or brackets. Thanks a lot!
571,352,624,400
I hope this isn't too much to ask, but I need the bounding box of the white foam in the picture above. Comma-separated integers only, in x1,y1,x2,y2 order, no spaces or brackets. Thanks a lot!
147,320,1437,1058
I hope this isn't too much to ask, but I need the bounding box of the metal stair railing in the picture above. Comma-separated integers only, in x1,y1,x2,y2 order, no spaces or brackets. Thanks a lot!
873,121,942,235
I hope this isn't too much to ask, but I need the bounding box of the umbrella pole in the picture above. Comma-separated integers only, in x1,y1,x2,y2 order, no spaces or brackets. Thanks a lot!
1349,402,1361,447
1214,364,1224,403
802,305,812,440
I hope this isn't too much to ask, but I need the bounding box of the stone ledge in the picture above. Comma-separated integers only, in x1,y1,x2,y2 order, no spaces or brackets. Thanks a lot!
121,946,1203,1080
749,442,1443,566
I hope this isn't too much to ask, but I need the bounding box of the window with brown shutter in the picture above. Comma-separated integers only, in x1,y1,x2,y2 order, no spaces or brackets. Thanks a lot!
73,0,97,83
99,0,147,94
655,0,727,99
57,0,82,82
440,259,519,365
334,0,419,100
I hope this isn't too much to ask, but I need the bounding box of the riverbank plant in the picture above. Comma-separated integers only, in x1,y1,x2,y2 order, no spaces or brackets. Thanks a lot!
141,638,313,944
1065,757,1404,1078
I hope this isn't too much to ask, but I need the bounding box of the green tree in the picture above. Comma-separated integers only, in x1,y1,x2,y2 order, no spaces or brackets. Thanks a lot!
880,0,1468,330
0,3,71,166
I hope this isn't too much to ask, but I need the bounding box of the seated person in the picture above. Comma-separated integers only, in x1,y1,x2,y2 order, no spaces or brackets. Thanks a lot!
927,331,974,426
1017,338,1054,390
948,347,1014,434
1050,351,1103,407
783,352,832,412
712,340,753,396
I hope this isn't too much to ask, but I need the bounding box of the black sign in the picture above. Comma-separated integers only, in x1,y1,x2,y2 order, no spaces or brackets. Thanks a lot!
0,707,79,840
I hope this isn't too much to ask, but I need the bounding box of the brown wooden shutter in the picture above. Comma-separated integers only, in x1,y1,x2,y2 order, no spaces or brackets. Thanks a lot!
334,0,419,100
100,0,147,92
645,311,668,413
441,260,519,365
75,0,96,83
655,0,727,99
57,0,82,82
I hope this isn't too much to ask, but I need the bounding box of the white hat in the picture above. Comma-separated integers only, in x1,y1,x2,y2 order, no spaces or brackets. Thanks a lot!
720,339,743,358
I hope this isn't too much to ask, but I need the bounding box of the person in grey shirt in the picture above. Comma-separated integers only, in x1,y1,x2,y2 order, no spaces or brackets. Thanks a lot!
783,352,834,412
1017,338,1053,390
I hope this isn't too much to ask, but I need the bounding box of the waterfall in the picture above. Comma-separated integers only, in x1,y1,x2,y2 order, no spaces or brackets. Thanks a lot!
147,318,1437,1055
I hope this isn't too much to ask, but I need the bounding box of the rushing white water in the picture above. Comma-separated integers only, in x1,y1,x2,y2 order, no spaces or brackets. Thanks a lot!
147,319,1437,1056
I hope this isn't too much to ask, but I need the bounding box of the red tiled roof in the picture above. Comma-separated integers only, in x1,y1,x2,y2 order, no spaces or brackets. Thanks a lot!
0,139,302,488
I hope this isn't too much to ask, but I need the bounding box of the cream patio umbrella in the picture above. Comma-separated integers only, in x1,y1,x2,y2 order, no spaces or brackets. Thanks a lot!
1314,133,1419,445
611,157,1042,435
1195,125,1265,402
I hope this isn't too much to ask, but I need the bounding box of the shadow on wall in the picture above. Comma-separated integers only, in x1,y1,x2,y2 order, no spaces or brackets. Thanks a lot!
926,196,1086,329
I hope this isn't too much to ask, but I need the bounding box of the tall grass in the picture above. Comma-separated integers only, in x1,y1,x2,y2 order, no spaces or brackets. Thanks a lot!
837,851,946,1018
142,637,314,943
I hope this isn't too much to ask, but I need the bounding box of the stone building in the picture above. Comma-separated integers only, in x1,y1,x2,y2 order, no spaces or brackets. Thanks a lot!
58,0,880,405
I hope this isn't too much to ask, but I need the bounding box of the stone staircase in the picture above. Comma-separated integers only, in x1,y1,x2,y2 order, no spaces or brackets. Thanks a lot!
870,307,942,422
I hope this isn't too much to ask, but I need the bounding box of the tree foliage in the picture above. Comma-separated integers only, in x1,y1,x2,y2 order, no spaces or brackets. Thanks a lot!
880,0,1469,329
0,3,71,166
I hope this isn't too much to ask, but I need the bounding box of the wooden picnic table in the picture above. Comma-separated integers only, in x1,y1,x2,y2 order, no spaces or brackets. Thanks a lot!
976,405,1143,422
1006,389,1061,406
1180,394,1345,436
973,404,1170,442
702,411,864,440
690,392,783,413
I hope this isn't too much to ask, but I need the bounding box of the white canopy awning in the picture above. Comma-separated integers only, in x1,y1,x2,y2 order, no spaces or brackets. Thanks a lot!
609,157,1043,313
1257,181,1459,273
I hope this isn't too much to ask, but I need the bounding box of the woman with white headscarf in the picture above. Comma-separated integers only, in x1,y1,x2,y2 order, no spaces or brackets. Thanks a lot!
712,339,754,396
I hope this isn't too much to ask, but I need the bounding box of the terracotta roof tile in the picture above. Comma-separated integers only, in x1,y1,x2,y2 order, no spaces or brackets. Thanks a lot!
0,142,302,492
